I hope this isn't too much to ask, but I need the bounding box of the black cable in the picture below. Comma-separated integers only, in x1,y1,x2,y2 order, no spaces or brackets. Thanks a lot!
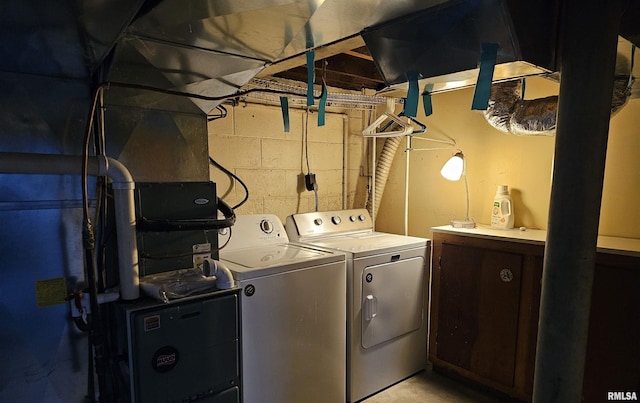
86,340,94,402
208,156,249,209
80,85,114,403
82,89,102,224
304,108,311,174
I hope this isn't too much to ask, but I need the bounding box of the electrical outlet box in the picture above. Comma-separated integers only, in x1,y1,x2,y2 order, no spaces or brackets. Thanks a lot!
305,173,317,191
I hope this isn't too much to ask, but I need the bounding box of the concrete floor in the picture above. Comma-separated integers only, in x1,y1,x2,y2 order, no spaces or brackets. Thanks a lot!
360,366,512,403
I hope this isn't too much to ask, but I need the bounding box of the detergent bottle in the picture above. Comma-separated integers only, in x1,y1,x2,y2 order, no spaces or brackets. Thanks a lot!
491,185,514,229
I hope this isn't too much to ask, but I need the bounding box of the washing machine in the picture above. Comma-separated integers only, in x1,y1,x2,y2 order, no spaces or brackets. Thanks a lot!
286,209,430,402
218,214,346,403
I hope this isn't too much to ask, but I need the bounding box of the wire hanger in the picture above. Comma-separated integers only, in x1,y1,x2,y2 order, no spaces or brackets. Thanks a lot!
407,115,426,134
362,98,413,137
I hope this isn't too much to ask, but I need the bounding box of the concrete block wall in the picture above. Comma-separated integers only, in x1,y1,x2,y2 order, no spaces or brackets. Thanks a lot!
208,102,370,223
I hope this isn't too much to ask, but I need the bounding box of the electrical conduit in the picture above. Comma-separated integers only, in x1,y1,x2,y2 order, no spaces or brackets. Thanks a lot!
0,152,139,300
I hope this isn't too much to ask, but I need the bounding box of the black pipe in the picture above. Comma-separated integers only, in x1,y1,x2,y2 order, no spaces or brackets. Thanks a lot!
533,1,624,402
83,223,113,403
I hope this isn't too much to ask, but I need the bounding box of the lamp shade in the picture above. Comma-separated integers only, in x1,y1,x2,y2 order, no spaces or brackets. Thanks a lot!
440,152,464,181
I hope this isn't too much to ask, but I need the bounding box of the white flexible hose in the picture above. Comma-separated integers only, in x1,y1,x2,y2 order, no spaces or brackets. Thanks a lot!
366,136,403,221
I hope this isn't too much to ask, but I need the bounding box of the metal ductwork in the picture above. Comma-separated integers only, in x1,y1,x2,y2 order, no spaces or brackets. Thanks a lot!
363,0,639,100
3,1,453,115
0,153,140,300
100,0,451,114
361,0,637,136
363,0,561,94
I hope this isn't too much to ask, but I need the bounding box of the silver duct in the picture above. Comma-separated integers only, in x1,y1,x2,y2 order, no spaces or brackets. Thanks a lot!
484,77,631,136
0,152,140,300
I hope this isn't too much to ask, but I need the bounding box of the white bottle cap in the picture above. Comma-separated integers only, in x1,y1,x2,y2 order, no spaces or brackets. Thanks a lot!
496,185,509,195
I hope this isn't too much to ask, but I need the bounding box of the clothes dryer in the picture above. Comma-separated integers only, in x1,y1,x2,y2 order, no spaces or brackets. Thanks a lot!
286,209,430,402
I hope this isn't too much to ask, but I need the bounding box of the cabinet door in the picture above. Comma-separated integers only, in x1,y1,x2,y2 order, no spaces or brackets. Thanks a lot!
583,259,640,402
436,244,523,387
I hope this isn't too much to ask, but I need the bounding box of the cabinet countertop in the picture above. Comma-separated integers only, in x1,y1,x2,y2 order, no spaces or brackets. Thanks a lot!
431,224,640,258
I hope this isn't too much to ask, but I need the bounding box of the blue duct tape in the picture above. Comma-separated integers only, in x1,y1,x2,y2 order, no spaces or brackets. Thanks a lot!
307,51,315,106
422,83,434,116
404,71,419,117
280,96,290,132
471,42,499,110
318,81,327,126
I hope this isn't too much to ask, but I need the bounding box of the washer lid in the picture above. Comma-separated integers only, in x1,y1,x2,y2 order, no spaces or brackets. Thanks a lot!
219,243,344,280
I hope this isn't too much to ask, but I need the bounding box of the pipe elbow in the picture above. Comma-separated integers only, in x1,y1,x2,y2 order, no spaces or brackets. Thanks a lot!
202,258,235,290
103,156,135,190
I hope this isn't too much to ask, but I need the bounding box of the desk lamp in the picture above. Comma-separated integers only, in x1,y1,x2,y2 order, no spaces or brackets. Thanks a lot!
440,151,476,228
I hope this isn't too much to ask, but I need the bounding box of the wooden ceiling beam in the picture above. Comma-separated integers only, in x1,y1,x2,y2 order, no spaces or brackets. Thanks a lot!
257,36,367,77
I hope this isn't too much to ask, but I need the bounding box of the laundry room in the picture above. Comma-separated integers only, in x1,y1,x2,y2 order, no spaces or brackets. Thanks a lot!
1,1,640,403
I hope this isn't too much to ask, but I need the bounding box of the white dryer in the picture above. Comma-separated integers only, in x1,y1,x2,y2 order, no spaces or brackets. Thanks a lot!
286,209,430,402
218,214,346,403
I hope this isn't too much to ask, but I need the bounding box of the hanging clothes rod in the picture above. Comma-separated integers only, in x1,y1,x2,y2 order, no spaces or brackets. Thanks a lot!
407,134,457,151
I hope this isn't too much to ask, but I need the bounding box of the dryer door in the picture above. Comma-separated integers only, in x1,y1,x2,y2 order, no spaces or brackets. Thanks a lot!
361,256,425,349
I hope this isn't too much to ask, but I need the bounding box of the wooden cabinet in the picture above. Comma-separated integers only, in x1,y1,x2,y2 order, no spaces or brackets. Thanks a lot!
430,230,640,402
583,252,640,402
437,244,521,386
429,233,543,401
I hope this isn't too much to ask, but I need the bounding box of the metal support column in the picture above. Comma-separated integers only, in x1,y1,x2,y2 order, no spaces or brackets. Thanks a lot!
533,1,624,402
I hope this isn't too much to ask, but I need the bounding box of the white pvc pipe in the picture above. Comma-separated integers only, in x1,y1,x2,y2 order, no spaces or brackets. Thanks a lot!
342,114,349,209
0,152,140,300
103,158,139,300
404,136,410,236
202,258,235,289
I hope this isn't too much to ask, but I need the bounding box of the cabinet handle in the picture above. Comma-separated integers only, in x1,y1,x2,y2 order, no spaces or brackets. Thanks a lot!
364,295,377,321
500,268,514,282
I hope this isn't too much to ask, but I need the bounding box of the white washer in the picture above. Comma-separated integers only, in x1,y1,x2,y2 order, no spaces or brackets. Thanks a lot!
218,214,346,403
286,209,430,402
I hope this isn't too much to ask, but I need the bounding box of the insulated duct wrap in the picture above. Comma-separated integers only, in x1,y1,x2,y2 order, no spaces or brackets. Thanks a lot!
484,78,632,136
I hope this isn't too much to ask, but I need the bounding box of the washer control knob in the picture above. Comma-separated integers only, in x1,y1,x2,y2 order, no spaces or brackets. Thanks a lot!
358,214,366,221
349,215,357,222
314,218,323,226
260,219,273,234
331,216,341,225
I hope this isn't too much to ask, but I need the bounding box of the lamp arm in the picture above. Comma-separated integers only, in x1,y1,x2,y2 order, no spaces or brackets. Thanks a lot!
464,174,470,221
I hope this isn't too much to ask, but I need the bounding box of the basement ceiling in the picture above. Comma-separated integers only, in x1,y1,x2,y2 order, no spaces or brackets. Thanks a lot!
3,0,640,113
265,38,386,91
266,1,640,96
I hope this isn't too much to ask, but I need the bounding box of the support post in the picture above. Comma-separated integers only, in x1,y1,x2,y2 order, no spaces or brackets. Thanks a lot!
533,1,624,402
